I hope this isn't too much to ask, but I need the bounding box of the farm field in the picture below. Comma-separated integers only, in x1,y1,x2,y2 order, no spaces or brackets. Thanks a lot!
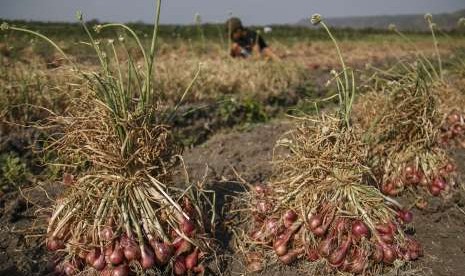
1,17,465,276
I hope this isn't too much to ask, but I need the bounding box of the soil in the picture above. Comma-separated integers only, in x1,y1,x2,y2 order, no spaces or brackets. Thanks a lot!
1,120,465,275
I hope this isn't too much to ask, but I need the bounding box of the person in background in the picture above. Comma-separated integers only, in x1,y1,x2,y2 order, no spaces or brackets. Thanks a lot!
225,17,278,60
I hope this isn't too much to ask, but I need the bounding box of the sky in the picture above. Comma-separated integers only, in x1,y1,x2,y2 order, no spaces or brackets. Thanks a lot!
0,0,464,25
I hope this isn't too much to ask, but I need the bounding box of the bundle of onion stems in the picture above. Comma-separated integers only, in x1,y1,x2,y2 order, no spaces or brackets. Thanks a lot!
1,1,215,275
361,75,456,204
355,18,457,205
231,15,422,275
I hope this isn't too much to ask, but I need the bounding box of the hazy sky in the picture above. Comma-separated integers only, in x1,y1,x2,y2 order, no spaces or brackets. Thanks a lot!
1,0,464,25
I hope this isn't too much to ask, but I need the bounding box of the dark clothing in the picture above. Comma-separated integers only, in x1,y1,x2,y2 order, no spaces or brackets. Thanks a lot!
232,29,267,58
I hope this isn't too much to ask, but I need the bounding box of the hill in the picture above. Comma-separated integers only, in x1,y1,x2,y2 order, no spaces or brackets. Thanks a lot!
297,9,465,31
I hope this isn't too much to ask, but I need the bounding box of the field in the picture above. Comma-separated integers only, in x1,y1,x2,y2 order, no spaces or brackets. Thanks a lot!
1,19,465,276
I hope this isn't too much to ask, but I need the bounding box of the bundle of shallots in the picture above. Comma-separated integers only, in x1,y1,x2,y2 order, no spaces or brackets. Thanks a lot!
232,14,422,275
2,1,216,275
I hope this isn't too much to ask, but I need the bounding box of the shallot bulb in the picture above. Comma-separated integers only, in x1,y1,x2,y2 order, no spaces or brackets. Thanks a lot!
185,248,199,270
308,214,322,230
448,112,460,124
282,210,298,228
63,262,77,276
181,217,196,236
174,237,192,256
140,245,156,269
112,264,129,276
328,236,351,267
429,184,441,196
433,177,447,190
86,249,99,265
122,236,140,261
444,163,455,173
279,248,304,265
174,256,187,275
150,240,173,265
318,237,333,257
382,244,397,264
308,214,328,236
46,238,65,251
404,165,415,175
109,241,125,265
398,210,413,224
351,220,370,240
265,218,279,235
92,252,106,271
407,171,422,185
62,173,74,186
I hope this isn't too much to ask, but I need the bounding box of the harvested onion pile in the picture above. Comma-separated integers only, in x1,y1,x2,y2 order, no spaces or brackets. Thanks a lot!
234,116,422,274
232,15,422,274
44,104,214,276
358,65,456,203
2,2,216,275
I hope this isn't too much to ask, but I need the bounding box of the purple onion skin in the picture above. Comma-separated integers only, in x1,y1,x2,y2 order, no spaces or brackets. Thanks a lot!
140,245,156,269
112,264,130,276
